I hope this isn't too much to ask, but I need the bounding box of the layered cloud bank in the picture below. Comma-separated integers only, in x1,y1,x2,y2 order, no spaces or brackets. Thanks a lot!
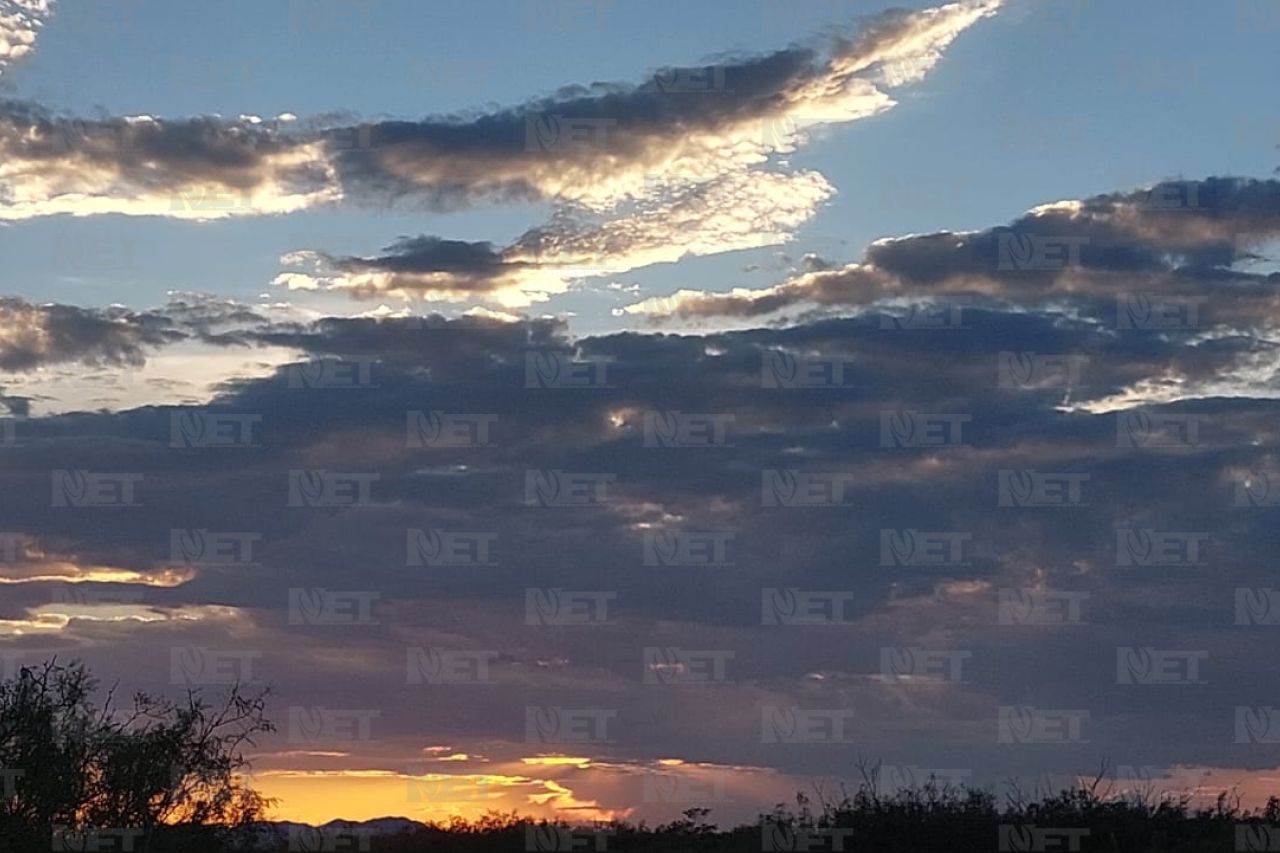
0,0,1001,220
0,0,1002,304
275,169,837,307
3,302,1280,812
624,177,1280,332
0,106,339,220
11,0,1280,825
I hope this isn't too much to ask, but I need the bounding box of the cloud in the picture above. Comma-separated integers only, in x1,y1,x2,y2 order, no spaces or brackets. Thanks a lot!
1,304,1278,801
0,105,338,220
0,0,50,76
0,0,1002,313
265,0,999,305
276,169,836,307
623,177,1280,329
0,297,188,370
329,0,1001,212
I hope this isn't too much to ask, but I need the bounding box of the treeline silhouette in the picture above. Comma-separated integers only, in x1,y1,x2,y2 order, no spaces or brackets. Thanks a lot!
343,787,1280,853
3,660,1279,851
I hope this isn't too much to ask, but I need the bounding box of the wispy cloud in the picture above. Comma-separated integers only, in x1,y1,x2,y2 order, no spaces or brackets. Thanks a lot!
0,1,1002,310
276,169,835,307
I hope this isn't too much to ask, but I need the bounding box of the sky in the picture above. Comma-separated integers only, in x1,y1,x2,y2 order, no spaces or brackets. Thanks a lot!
1,0,1280,828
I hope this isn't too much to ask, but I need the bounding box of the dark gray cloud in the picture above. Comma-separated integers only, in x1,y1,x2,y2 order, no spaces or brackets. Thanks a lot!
1,305,1278,793
0,100,335,219
0,297,189,371
0,0,1000,224
0,294,289,372
278,237,531,300
627,177,1280,330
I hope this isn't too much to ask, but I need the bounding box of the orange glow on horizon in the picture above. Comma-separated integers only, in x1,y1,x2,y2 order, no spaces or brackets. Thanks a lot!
246,763,1280,828
252,768,623,826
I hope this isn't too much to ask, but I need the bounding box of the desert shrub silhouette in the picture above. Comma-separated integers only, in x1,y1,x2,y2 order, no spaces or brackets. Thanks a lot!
0,659,272,852
3,661,1278,852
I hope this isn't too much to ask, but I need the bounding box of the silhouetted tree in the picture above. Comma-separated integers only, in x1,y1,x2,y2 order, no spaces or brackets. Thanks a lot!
0,658,272,851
